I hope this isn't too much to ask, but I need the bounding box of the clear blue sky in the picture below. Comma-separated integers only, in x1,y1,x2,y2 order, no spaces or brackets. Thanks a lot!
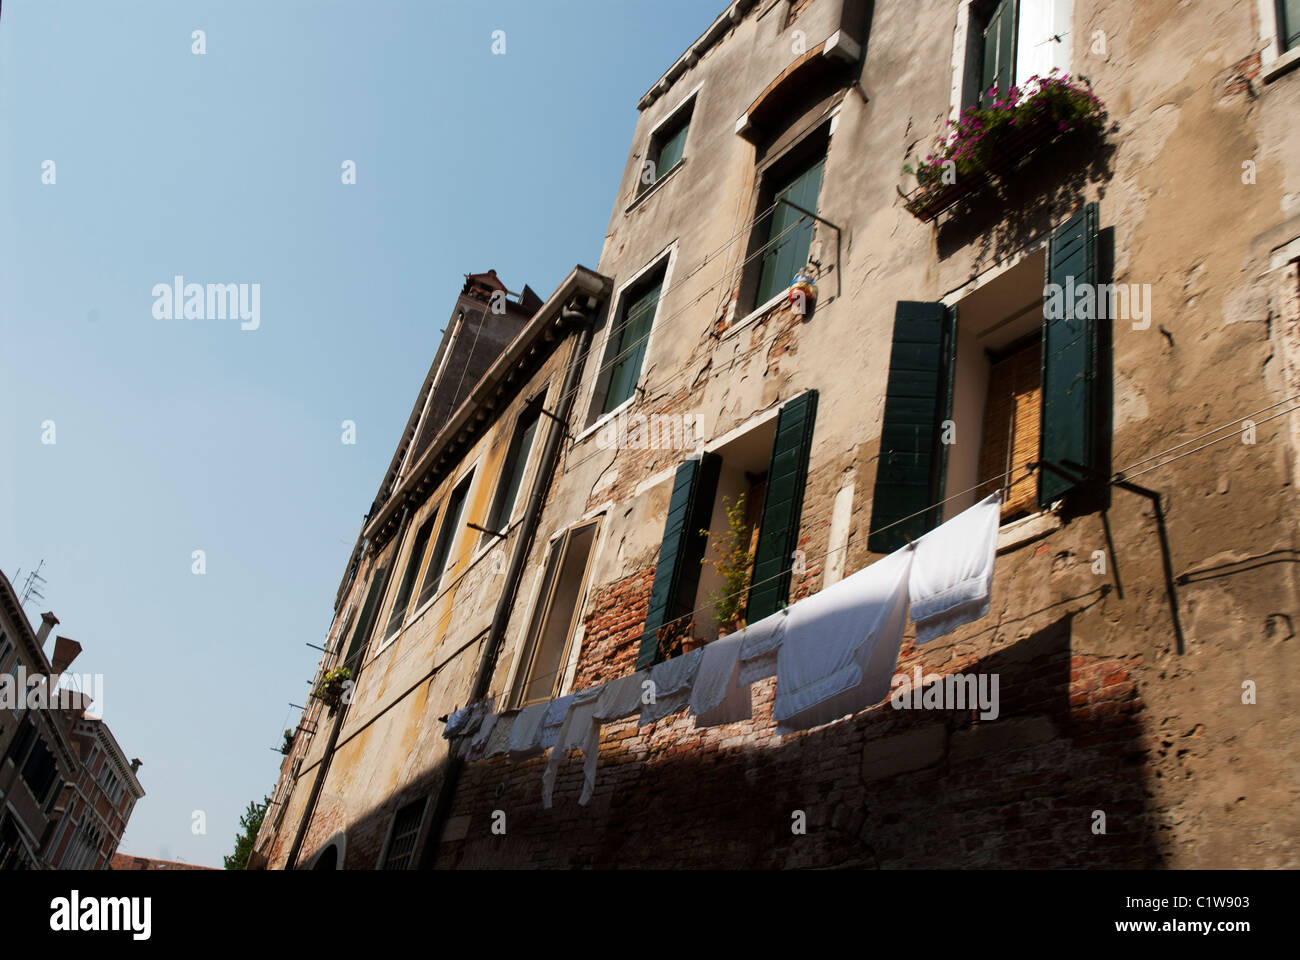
0,0,721,868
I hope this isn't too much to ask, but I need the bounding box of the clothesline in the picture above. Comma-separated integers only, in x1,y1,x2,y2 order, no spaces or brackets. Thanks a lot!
445,493,1004,808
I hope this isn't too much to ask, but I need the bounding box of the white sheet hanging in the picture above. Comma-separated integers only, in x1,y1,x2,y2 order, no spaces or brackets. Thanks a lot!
542,686,604,808
735,608,789,685
689,631,752,727
639,648,704,725
506,701,550,762
909,492,1001,643
774,547,913,734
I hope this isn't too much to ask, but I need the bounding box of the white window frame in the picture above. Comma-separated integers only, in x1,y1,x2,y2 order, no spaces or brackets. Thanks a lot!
501,512,607,709
576,243,679,441
1260,0,1300,81
947,0,1074,123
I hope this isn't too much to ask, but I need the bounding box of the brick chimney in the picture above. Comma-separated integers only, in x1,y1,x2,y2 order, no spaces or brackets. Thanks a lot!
36,611,59,648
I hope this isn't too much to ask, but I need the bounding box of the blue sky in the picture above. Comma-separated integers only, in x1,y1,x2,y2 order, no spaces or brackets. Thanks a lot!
0,0,721,868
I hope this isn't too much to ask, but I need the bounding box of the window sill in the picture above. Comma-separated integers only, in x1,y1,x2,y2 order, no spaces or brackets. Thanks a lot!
996,509,1062,553
625,158,686,214
573,395,636,446
722,290,791,341
1263,46,1300,83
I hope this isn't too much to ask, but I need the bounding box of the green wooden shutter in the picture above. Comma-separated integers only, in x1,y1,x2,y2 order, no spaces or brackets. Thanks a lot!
1284,0,1300,50
980,0,1017,107
746,391,819,621
637,452,722,668
1039,201,1101,507
868,302,956,554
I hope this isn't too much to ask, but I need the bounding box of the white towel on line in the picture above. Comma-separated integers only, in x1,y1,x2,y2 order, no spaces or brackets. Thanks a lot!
541,686,605,808
689,632,752,727
538,694,575,750
464,712,498,762
593,670,650,721
484,711,515,759
909,492,1001,643
506,701,550,762
735,609,789,684
774,547,913,734
639,648,704,725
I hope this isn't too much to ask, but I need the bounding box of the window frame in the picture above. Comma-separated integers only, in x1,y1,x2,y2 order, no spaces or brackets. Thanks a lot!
581,244,677,434
380,513,438,645
379,798,427,871
415,466,477,613
736,120,832,316
1262,0,1300,79
637,88,699,197
506,517,603,708
483,394,545,541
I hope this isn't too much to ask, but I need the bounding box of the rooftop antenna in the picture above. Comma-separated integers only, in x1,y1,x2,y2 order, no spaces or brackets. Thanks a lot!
18,560,48,611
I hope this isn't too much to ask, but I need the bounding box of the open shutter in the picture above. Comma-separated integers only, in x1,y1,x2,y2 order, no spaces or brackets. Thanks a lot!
746,391,819,621
637,452,722,668
868,302,956,554
1039,201,1100,507
980,0,1018,107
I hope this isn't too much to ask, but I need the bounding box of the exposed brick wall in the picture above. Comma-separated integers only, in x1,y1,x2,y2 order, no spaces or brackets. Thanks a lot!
573,569,655,689
434,615,1156,869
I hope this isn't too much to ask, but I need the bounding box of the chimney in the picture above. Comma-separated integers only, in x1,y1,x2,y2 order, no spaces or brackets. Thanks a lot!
36,611,59,648
130,758,143,773
51,635,82,673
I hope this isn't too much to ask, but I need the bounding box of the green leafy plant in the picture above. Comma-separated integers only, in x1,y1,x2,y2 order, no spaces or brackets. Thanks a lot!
700,494,753,632
280,729,294,755
312,666,352,709
224,795,270,870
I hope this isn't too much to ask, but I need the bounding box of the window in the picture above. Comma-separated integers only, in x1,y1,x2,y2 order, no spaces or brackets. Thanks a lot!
417,470,474,608
957,1,1072,112
382,799,426,870
340,564,389,673
1282,0,1300,52
869,203,1105,551
383,516,437,641
752,150,826,308
641,95,694,191
638,392,819,667
0,628,11,672
5,716,37,767
20,737,59,804
592,261,667,419
511,521,599,707
483,400,542,538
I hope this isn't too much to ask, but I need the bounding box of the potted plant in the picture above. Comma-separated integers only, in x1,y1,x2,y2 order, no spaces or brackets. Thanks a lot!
903,72,1107,221
312,666,352,710
280,729,294,756
700,494,753,637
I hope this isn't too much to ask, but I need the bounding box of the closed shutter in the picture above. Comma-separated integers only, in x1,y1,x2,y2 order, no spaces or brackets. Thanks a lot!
637,452,722,668
868,302,956,554
746,391,819,621
1039,201,1100,506
980,0,1017,107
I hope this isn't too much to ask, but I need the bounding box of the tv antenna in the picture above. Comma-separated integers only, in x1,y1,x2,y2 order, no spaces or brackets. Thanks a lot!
16,560,48,611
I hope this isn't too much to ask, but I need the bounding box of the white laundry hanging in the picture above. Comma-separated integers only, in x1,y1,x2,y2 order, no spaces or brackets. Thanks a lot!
908,491,1001,643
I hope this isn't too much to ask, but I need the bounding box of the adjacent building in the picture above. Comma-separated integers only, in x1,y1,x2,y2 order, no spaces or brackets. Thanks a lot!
0,570,144,869
257,0,1300,869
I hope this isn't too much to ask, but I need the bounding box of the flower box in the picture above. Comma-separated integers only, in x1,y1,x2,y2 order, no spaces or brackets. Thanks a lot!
903,73,1107,222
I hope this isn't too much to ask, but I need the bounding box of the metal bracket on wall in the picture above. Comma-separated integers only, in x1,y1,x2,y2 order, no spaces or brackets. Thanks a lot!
776,197,842,300
1032,458,1186,655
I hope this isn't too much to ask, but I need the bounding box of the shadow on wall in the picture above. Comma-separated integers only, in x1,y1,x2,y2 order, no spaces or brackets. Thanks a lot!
385,611,1162,869
935,129,1119,269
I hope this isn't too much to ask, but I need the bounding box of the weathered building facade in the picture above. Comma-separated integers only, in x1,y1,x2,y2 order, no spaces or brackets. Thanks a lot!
259,0,1300,869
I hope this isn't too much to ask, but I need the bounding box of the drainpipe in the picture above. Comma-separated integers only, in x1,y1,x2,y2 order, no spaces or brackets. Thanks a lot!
416,298,597,870
285,513,409,870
